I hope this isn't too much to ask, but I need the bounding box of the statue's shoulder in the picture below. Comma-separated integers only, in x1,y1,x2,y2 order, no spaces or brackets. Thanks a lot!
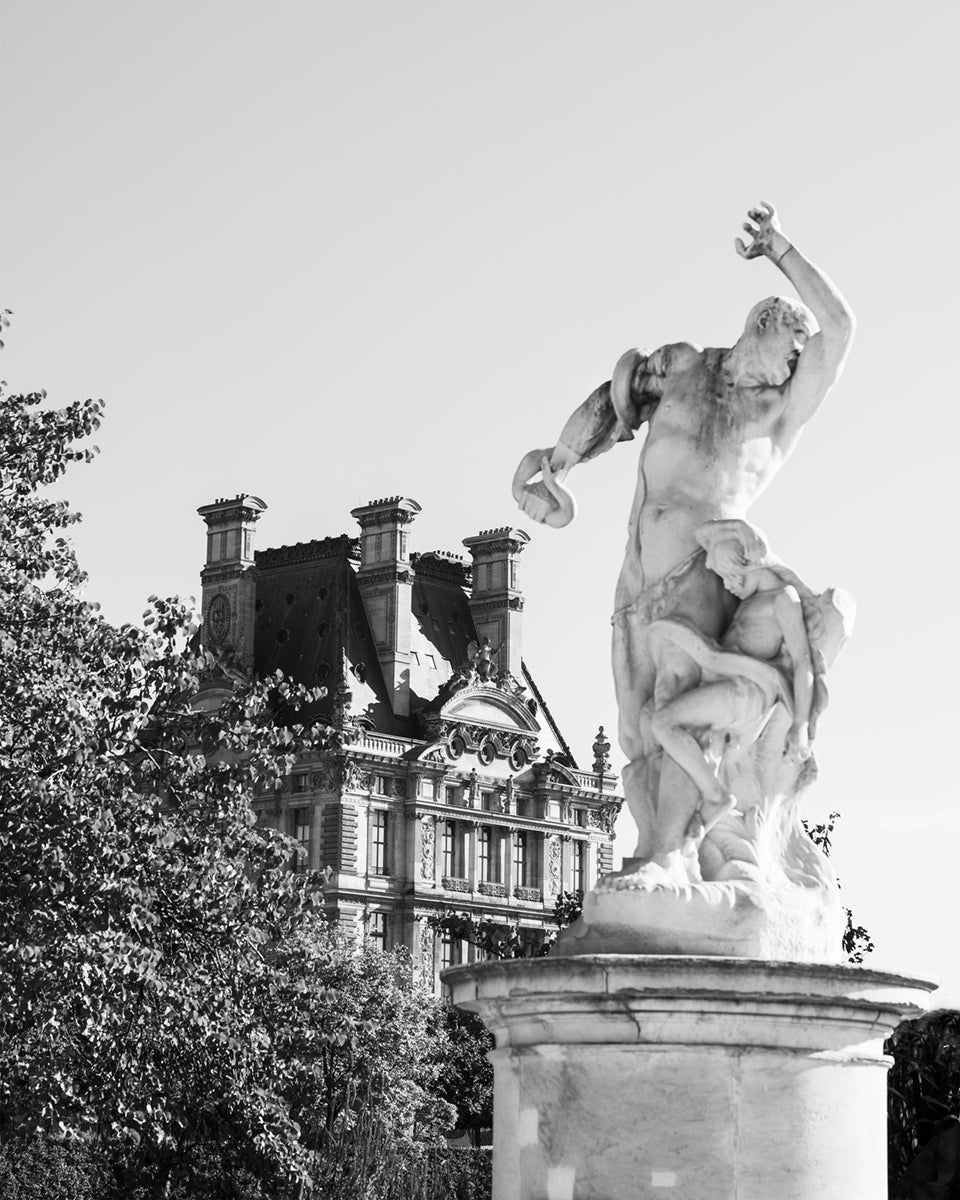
660,341,703,373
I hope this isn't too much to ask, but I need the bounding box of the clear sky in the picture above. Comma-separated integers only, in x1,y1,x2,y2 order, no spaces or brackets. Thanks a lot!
3,1,957,1005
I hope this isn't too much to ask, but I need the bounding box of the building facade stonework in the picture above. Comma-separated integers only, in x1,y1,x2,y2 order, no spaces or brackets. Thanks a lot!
196,494,622,986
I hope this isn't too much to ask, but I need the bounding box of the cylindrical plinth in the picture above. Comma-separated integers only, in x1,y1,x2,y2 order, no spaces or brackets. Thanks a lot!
443,956,935,1200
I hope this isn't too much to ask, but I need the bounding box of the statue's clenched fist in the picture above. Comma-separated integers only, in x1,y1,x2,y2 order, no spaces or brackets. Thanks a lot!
512,447,576,529
735,201,791,263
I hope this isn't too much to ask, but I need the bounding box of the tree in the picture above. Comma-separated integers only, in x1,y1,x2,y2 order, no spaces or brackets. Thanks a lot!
802,811,875,963
426,890,584,963
266,918,455,1150
435,1007,493,1144
0,378,331,1191
886,1009,960,1197
1,361,491,1198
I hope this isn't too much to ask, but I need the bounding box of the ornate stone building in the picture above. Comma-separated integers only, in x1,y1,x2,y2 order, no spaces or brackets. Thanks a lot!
196,493,621,984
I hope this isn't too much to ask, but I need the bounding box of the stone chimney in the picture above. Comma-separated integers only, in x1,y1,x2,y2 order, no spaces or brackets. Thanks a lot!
197,493,267,670
462,526,530,679
349,496,421,718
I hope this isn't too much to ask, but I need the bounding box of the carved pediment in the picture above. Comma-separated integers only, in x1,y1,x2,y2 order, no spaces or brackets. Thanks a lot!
436,684,540,733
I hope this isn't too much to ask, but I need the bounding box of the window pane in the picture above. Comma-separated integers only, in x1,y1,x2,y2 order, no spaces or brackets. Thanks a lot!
514,833,527,887
292,807,310,873
571,841,584,894
371,810,389,874
369,912,390,950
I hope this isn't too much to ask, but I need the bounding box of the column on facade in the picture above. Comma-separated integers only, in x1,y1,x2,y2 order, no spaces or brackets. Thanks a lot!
467,820,480,891
585,838,598,891
540,833,553,900
415,914,435,983
428,814,442,889
309,801,322,872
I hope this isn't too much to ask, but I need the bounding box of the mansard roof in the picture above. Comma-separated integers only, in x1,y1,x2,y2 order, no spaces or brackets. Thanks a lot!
250,535,552,743
253,543,398,731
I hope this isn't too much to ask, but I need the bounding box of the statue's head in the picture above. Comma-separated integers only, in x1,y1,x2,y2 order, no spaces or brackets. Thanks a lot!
736,296,816,386
704,533,770,600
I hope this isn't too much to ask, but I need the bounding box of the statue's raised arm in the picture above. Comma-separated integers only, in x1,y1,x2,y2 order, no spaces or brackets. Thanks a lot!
735,201,856,447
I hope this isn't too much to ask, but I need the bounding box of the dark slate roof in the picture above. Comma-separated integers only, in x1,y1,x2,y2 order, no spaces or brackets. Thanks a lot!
253,537,400,732
252,539,482,736
409,552,477,714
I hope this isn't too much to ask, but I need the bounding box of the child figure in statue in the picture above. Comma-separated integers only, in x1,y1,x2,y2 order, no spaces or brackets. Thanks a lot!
648,520,818,840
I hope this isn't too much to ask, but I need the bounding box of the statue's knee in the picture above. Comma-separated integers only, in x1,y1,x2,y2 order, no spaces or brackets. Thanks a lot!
650,710,670,744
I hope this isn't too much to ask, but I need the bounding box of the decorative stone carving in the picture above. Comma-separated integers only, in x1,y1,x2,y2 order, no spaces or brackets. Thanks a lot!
598,800,621,835
515,203,857,961
420,817,435,881
417,919,434,980
592,725,611,775
547,837,561,896
343,763,371,793
441,876,470,893
471,636,499,682
478,881,508,898
312,765,336,791
514,885,543,902
467,769,479,806
206,592,231,645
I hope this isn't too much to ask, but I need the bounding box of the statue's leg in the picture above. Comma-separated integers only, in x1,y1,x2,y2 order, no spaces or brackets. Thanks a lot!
646,563,735,872
612,613,657,859
651,685,733,804
648,645,705,868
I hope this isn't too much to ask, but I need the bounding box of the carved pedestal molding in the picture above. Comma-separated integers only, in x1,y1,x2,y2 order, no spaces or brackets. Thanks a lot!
444,955,936,1200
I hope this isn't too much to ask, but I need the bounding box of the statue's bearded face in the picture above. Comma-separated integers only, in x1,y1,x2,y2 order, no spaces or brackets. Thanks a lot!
743,297,815,387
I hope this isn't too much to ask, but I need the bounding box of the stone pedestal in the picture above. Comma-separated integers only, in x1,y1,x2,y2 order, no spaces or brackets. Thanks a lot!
443,956,935,1200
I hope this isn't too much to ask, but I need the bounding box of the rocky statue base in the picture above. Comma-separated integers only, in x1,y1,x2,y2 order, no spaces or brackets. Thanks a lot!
554,854,846,961
444,956,935,1200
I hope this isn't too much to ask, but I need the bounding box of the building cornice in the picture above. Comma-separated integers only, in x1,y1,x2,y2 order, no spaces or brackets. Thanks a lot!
256,534,359,570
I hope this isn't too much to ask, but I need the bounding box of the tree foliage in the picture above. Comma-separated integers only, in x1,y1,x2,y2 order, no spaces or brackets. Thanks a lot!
886,1009,960,1197
435,1007,493,1140
802,811,874,963
0,382,336,1186
0,373,463,1196
426,891,583,964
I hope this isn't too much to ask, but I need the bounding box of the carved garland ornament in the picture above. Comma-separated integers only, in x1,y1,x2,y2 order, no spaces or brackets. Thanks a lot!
420,817,435,880
547,837,561,896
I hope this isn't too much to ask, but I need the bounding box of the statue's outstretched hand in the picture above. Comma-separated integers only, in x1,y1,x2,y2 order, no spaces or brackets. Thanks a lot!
512,448,576,528
735,201,791,262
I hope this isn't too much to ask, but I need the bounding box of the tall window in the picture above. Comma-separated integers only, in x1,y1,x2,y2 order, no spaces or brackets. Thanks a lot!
292,807,310,873
441,933,466,970
514,832,528,888
445,784,460,806
370,810,390,875
479,827,501,883
369,911,390,951
442,821,465,879
571,841,585,895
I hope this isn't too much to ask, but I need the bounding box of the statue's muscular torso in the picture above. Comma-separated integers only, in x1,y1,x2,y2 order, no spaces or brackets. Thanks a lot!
616,348,789,609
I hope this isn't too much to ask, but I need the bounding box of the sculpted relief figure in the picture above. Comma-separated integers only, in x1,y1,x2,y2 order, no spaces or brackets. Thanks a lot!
514,204,857,958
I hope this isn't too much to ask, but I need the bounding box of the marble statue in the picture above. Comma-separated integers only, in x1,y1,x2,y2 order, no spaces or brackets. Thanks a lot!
514,203,857,959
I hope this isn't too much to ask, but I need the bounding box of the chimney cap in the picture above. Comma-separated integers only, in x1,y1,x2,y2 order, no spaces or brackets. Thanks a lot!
350,496,422,523
462,527,530,553
197,494,267,520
